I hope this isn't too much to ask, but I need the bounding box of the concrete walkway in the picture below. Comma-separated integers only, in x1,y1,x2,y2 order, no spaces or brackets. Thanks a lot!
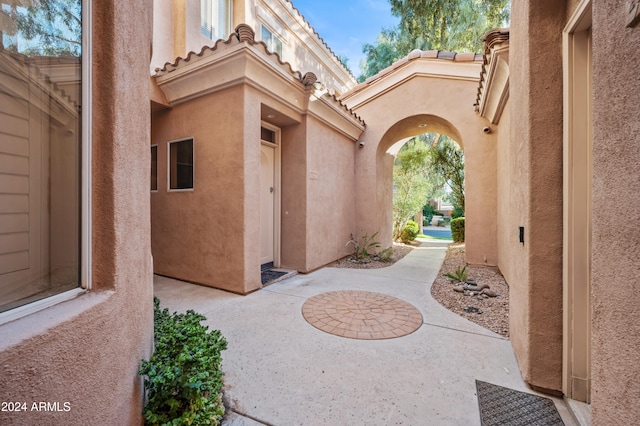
153,241,576,426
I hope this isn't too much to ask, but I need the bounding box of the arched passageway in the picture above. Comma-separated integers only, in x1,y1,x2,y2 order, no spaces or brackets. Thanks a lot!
341,51,498,265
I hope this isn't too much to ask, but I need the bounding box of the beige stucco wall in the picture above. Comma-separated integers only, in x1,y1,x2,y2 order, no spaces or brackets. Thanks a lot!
0,2,154,424
345,65,497,266
151,85,260,294
507,0,565,393
495,104,512,284
590,1,640,422
150,0,356,94
152,80,359,287
303,116,356,271
246,0,356,95
280,120,308,270
152,0,176,73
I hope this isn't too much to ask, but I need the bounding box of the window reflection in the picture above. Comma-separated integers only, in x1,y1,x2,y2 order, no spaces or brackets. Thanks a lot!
0,0,82,313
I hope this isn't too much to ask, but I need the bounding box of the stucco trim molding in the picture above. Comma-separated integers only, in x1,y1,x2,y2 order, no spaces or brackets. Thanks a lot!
342,58,482,110
476,29,510,124
308,93,365,140
153,24,365,132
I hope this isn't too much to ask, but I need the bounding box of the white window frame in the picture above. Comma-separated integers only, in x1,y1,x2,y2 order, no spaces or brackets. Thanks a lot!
260,24,283,57
0,0,91,325
167,138,195,192
151,144,158,192
200,0,233,40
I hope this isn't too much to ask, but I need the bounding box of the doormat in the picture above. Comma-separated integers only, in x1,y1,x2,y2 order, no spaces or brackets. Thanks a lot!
476,380,564,426
261,269,287,285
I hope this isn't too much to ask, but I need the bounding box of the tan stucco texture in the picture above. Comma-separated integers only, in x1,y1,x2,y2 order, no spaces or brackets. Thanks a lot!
0,2,154,424
345,62,497,266
590,0,640,423
151,80,359,292
505,0,565,393
152,86,257,293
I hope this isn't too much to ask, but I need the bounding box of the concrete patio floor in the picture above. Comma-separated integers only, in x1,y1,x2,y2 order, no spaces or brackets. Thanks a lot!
153,240,577,426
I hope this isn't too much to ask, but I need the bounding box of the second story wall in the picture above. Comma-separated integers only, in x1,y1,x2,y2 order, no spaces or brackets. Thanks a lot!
151,0,357,95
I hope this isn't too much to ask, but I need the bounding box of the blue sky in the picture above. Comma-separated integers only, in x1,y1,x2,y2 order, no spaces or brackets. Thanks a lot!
290,0,399,76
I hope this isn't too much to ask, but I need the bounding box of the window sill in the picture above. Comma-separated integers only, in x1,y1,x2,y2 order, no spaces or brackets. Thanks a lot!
0,289,113,351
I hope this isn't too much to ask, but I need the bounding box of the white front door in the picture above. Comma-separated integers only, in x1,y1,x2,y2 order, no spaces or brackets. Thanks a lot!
260,144,275,266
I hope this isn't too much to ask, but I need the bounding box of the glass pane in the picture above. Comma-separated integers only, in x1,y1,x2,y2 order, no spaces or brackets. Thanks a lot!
151,146,158,191
261,25,272,46
217,0,230,39
261,127,275,143
201,0,213,38
0,0,82,313
273,35,282,57
169,139,193,190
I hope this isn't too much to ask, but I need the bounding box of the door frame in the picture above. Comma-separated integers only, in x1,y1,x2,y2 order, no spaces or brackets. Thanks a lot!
260,121,281,268
562,0,592,403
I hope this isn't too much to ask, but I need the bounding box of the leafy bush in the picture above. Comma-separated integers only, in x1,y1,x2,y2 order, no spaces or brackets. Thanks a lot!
451,217,465,242
401,220,420,242
139,298,227,426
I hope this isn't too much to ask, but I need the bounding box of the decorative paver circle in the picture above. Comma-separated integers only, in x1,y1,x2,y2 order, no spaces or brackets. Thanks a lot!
301,290,423,340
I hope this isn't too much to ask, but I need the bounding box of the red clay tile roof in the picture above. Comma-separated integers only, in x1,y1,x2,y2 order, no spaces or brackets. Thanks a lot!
154,24,303,80
154,24,364,126
344,49,483,98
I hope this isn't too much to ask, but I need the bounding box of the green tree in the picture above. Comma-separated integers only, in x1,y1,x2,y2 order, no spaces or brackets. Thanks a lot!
359,0,509,79
392,137,443,240
360,28,405,82
427,135,465,213
3,0,82,57
336,54,353,74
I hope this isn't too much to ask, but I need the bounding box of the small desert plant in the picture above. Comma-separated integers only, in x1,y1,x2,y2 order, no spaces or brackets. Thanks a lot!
451,217,465,242
444,265,467,283
347,232,381,260
139,298,227,426
377,247,394,262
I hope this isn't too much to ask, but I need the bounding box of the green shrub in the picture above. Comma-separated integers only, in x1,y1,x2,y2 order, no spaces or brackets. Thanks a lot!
451,217,465,242
451,205,464,219
401,220,420,242
139,298,227,426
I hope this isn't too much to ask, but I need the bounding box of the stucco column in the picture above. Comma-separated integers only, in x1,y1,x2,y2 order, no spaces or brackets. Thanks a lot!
509,0,565,393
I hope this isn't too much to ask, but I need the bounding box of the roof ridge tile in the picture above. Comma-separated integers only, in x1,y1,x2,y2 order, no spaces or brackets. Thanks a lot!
344,49,482,98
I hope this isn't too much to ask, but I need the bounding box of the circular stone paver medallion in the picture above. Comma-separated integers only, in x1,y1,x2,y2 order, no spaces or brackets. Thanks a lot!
301,290,423,340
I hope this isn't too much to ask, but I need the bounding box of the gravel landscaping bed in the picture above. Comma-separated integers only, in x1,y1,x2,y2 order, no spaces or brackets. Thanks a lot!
431,243,510,337
329,240,509,337
329,243,414,269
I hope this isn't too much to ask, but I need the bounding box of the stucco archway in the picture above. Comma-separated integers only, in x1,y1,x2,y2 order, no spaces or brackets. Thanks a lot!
341,51,498,265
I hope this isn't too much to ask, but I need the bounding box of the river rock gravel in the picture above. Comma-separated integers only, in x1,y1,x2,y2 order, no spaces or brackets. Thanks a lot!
430,243,510,337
